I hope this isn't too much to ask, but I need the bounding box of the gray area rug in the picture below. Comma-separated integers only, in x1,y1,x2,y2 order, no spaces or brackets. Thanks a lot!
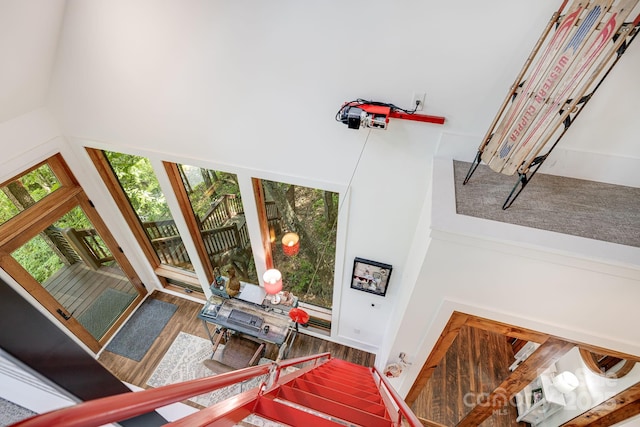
106,299,177,361
454,160,640,247
77,288,136,339
147,332,275,408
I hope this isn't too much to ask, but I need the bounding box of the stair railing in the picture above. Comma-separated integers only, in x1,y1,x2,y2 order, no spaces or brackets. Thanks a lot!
372,366,423,427
11,363,272,427
265,352,331,389
11,352,333,427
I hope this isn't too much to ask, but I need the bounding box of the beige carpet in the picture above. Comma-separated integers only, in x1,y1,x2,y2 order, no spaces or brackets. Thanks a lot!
454,160,640,248
147,332,271,407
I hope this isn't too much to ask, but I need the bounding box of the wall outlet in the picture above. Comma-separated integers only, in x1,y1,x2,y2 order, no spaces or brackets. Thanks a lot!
411,92,426,111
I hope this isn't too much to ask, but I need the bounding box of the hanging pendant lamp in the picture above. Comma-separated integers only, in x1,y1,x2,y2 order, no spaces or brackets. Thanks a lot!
282,232,300,256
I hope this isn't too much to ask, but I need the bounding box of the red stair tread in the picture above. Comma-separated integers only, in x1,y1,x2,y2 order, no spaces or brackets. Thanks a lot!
301,372,380,399
275,386,392,427
312,369,375,386
253,396,346,427
291,378,387,416
324,360,372,372
314,364,374,381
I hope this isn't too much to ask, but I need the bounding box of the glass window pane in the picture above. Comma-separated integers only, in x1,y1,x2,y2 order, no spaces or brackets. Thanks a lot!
261,179,338,309
103,151,193,272
0,163,61,225
178,164,258,284
11,206,137,340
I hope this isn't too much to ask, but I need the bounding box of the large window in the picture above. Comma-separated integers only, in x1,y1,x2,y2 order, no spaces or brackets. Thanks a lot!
103,151,194,272
88,148,340,318
167,162,258,284
258,178,338,309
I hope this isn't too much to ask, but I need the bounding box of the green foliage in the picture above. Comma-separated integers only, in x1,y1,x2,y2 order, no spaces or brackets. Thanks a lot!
182,165,240,220
266,182,338,309
104,151,171,222
0,191,19,224
55,206,93,229
12,236,64,284
1,163,61,224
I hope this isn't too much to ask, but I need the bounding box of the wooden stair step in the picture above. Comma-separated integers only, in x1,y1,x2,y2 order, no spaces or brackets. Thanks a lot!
275,385,392,427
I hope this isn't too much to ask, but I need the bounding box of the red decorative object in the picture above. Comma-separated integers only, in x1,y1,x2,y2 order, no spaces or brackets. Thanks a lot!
289,307,310,325
282,232,300,256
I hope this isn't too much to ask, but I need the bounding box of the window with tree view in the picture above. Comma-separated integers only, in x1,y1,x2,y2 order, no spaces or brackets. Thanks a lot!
174,163,258,284
260,179,338,309
1,162,60,225
103,151,193,272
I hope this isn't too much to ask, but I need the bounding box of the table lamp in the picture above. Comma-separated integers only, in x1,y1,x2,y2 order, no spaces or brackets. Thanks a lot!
263,268,283,304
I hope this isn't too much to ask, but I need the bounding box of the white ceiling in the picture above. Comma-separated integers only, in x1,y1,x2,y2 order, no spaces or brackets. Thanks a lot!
0,0,66,123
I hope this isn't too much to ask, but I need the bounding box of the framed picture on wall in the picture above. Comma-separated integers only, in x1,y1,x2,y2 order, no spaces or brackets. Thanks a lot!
350,257,392,297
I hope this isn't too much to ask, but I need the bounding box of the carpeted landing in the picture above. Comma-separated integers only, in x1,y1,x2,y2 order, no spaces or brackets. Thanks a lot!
454,160,640,248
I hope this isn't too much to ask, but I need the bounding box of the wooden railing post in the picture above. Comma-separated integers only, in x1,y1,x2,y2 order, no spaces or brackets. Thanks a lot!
60,228,101,270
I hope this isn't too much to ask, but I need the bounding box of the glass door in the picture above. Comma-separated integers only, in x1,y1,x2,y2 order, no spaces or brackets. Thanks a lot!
0,155,145,352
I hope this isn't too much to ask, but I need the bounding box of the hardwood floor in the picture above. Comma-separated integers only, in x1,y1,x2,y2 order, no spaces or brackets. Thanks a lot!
410,325,524,427
97,291,376,393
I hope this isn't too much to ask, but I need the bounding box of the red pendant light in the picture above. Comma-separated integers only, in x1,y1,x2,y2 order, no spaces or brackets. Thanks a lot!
282,232,300,256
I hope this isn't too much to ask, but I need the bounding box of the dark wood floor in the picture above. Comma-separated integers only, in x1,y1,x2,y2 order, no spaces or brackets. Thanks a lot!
411,325,524,427
97,291,376,394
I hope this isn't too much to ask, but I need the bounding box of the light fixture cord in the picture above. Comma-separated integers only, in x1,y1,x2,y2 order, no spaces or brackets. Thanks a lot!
303,128,372,299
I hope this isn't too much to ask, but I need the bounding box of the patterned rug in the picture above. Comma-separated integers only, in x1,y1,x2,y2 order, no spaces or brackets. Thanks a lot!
147,332,273,407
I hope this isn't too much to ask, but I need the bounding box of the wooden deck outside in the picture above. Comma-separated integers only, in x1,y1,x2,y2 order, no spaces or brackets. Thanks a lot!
43,262,138,320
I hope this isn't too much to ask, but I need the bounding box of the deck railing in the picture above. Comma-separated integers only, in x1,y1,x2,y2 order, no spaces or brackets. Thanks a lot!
62,195,279,270
200,195,245,230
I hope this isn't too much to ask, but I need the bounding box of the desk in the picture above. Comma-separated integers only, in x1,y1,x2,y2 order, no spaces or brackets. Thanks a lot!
198,284,295,359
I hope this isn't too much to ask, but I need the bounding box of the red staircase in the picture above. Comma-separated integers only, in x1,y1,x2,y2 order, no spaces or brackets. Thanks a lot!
11,353,421,427
252,359,393,427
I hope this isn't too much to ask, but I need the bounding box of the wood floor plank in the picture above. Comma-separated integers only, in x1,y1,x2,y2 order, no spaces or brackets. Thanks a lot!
411,325,522,427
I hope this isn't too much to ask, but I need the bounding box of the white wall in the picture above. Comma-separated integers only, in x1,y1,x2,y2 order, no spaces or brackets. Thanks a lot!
1,0,639,393
385,147,640,395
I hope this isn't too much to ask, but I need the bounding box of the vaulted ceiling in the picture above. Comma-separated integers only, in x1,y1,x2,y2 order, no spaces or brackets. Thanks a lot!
0,0,66,123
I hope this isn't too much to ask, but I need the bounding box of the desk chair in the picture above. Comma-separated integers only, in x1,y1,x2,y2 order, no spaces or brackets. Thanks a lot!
203,333,266,374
